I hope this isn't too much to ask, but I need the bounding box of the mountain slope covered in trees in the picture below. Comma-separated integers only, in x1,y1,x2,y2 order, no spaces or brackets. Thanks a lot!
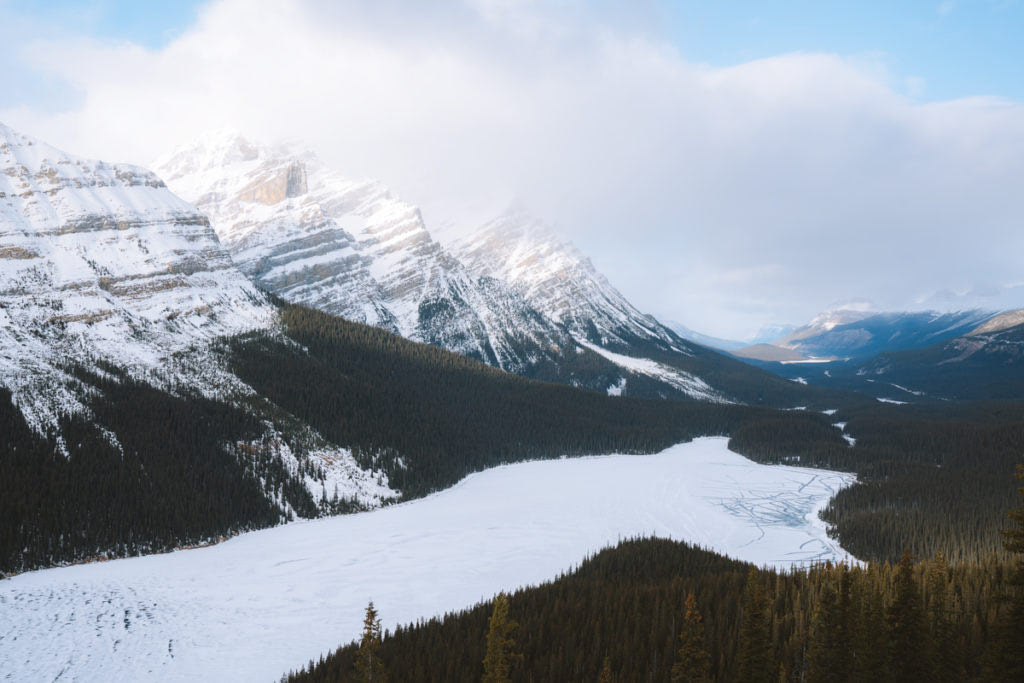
288,529,1024,682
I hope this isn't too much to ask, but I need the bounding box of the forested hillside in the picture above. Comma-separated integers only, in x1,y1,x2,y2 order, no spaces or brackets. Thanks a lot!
2,301,848,576
0,377,303,575
6,300,1022,577
288,527,1024,682
734,400,1024,562
228,304,847,499
235,304,1024,564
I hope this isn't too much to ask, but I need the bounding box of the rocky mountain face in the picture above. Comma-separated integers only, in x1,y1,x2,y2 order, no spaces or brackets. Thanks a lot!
969,308,1024,336
451,210,684,353
0,122,274,432
157,133,748,402
155,133,581,377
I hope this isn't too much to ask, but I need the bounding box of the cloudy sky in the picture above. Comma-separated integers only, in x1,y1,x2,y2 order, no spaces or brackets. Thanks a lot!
2,0,1023,339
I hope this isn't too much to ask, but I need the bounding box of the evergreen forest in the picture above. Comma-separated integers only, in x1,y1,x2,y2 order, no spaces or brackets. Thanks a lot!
288,459,1024,682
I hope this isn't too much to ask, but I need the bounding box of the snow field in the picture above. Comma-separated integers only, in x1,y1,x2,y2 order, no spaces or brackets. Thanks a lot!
0,437,855,682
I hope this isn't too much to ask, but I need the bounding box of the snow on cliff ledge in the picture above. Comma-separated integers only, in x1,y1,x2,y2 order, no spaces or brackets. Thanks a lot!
0,122,274,432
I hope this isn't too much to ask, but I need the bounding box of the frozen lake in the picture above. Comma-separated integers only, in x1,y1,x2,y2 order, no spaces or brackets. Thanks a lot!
0,437,854,682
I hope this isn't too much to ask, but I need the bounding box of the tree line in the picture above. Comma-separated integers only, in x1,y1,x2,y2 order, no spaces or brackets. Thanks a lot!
286,460,1024,681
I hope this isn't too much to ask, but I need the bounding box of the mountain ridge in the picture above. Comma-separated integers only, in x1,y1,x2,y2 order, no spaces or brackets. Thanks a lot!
157,132,818,405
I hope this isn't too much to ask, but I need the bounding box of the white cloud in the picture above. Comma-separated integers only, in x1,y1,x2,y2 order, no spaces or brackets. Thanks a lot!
3,0,1023,338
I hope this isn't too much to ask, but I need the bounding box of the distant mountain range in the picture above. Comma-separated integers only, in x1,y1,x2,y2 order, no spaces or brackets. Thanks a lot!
731,308,998,362
665,321,748,351
736,306,1024,401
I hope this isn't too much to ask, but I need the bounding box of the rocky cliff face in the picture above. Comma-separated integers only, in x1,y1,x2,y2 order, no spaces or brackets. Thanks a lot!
451,211,685,352
156,133,573,374
0,122,274,432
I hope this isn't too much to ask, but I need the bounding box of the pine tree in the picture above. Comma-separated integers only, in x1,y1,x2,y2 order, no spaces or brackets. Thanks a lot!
926,553,962,681
354,600,387,683
851,569,887,682
671,592,711,682
886,551,928,682
598,655,614,683
805,581,844,682
737,568,774,683
483,592,518,683
982,459,1024,680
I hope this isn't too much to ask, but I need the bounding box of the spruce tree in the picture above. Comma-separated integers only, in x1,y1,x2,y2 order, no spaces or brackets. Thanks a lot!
483,592,518,683
886,551,928,682
354,600,387,683
737,568,774,683
805,581,844,683
671,592,711,682
926,553,962,681
983,459,1024,680
851,569,887,682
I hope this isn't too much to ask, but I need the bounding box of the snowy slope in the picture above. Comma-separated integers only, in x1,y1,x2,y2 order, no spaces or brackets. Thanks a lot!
0,122,396,513
578,341,728,403
0,122,273,433
452,210,683,350
0,437,854,683
969,308,1024,335
155,133,572,374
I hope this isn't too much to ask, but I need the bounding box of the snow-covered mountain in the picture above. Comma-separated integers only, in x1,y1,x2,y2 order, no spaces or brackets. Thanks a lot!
155,133,577,377
0,122,396,523
451,210,682,352
772,306,878,351
0,122,274,433
157,134,755,403
969,308,1024,336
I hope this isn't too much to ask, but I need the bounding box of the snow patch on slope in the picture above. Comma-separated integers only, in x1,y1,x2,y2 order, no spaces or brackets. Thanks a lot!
579,341,729,402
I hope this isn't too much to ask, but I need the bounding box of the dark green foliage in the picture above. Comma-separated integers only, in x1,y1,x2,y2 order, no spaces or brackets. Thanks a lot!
805,581,845,682
286,537,1021,682
229,303,847,501
736,568,774,683
672,592,711,683
886,551,929,681
0,376,294,576
482,593,518,683
981,459,1024,680
354,601,387,683
741,400,1024,563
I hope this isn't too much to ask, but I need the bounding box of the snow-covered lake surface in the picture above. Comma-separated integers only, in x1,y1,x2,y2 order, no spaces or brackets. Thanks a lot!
1,437,855,682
